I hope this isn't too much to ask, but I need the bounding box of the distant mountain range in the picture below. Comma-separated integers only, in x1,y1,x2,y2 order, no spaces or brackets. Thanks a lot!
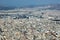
46,4,60,10
0,6,16,10
0,4,60,10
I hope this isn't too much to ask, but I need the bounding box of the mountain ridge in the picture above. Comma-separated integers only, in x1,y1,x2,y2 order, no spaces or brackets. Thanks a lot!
0,4,60,10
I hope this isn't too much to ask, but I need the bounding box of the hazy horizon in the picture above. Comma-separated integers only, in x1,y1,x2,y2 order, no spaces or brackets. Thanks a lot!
0,0,60,7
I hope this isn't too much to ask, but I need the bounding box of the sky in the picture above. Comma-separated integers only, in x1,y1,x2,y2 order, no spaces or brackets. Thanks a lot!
0,0,60,7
